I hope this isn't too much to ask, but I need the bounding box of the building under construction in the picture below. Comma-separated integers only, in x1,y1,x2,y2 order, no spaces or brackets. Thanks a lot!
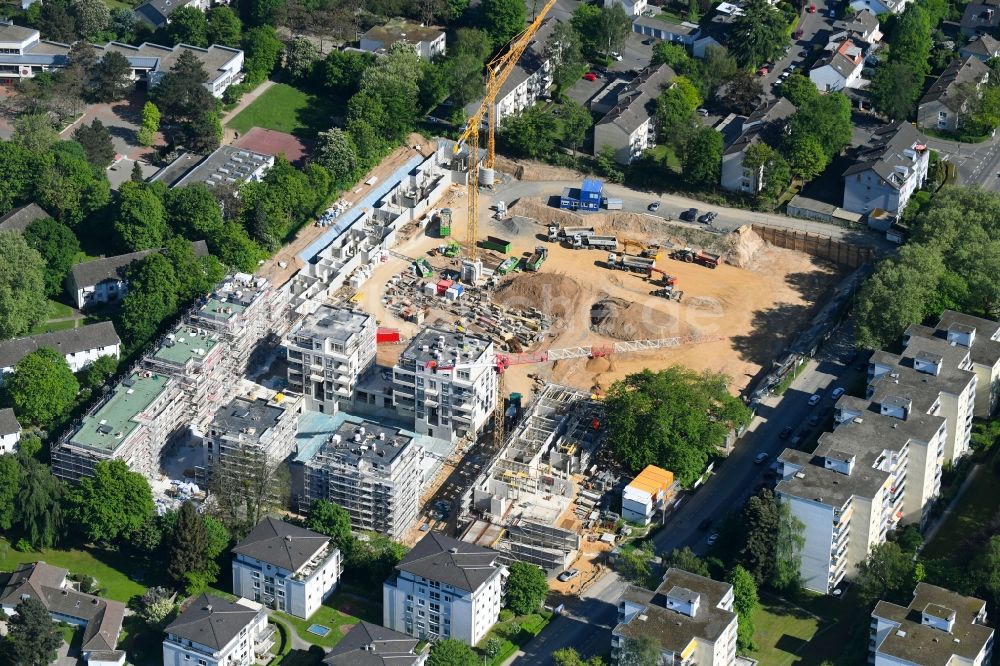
460,384,605,573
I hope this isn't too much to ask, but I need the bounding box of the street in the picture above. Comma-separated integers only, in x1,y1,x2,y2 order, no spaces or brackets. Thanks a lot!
510,355,860,663
495,178,893,250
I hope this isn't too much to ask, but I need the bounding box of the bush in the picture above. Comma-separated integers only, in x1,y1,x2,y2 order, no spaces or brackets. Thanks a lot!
498,608,514,623
14,539,33,552
75,574,99,594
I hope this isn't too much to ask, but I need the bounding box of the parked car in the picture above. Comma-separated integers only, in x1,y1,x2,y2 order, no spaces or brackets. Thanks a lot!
643,38,655,45
831,387,846,399
808,414,820,427
788,63,797,71
583,72,598,81
698,517,714,531
706,532,720,546
780,426,793,439
680,207,699,221
808,393,821,406
611,52,623,61
807,3,817,12
696,107,709,116
754,452,770,464
557,568,581,582
648,201,661,211
697,211,717,223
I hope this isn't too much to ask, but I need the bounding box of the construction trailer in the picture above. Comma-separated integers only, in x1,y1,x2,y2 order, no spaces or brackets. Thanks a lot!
558,178,604,212
671,248,721,269
481,236,512,253
607,252,656,275
602,197,623,210
524,246,548,272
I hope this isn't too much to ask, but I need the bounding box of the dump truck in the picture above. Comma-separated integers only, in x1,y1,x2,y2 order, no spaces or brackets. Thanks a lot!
496,257,519,275
437,208,452,237
414,258,434,277
548,225,596,242
670,248,721,269
525,246,548,272
581,235,618,250
481,236,512,253
602,197,623,210
607,253,656,274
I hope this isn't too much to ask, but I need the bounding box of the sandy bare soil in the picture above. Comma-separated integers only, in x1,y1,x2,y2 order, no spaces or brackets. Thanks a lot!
353,180,844,401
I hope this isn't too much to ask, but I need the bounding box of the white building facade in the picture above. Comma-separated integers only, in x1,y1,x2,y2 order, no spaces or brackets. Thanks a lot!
163,595,274,666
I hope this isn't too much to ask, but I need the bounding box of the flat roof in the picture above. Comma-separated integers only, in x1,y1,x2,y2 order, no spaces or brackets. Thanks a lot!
212,397,285,435
199,296,246,322
152,324,219,366
171,145,272,189
297,305,372,343
400,328,491,367
70,372,171,452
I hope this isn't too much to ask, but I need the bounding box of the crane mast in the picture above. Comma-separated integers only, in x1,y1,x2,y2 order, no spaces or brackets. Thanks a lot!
454,0,558,262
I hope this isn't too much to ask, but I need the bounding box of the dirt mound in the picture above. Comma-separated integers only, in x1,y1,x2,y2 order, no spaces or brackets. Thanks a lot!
492,273,584,320
510,198,583,226
722,225,767,269
589,297,696,340
494,214,542,238
595,212,664,236
585,356,618,373
494,156,585,182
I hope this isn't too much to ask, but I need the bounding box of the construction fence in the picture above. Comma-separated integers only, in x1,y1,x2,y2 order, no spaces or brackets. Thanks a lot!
751,224,875,269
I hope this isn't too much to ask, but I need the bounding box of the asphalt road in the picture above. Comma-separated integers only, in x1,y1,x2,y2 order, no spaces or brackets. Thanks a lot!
510,356,861,663
495,178,893,250
921,133,1000,190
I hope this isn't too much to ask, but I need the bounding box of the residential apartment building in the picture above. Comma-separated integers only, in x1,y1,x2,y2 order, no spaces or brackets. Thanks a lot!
961,34,1000,61
0,202,48,233
0,322,120,376
603,0,647,15
871,583,995,665
0,408,20,454
163,594,275,666
869,333,977,463
593,64,675,165
720,97,796,193
231,517,342,619
202,395,302,479
383,533,507,645
0,22,244,97
842,122,929,222
490,18,557,125
296,417,423,539
286,305,376,414
849,0,911,15
324,622,429,666
612,568,738,666
392,328,496,442
133,0,208,28
917,57,991,132
621,465,676,525
360,22,446,59
810,39,865,92
0,562,125,665
907,310,1000,419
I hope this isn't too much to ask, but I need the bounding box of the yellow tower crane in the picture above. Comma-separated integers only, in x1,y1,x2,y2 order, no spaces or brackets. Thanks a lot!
453,0,558,262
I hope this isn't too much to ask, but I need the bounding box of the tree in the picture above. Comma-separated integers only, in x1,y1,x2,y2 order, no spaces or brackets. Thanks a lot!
210,448,290,538
0,232,47,340
558,99,593,150
856,542,922,608
73,118,115,169
682,126,724,187
163,236,224,303
719,70,763,115
889,4,932,77
0,142,32,215
595,144,624,183
34,141,111,226
207,5,242,47
285,37,320,84
137,101,160,147
729,0,788,68
700,45,738,95
243,25,284,83
618,635,661,666
427,638,479,666
151,50,218,152
16,456,64,549
168,500,209,589
12,113,59,154
870,61,922,120
505,562,549,614
738,489,779,585
743,143,790,201
315,128,359,187
787,92,852,158
0,454,21,531
168,5,209,47
614,542,656,588
347,43,423,143
71,0,110,39
91,51,134,102
785,134,828,181
730,565,759,653
240,0,283,26
481,0,526,47
553,648,606,666
136,586,175,628
652,42,691,69
547,20,586,93
38,1,78,43
115,181,169,251
82,353,118,389
166,183,224,243
23,216,80,297
69,460,155,544
605,367,750,486
117,252,179,349
0,597,63,666
772,497,804,592
663,547,711,577
973,536,1000,606
306,499,353,549
322,50,375,96
779,73,819,107
572,4,631,55
656,76,701,146
5,347,79,429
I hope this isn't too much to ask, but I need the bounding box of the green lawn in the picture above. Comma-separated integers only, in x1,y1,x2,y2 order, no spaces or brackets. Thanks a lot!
748,592,865,665
750,595,823,665
273,591,381,648
226,83,317,134
29,319,77,334
0,537,152,603
922,453,1000,559
28,299,79,334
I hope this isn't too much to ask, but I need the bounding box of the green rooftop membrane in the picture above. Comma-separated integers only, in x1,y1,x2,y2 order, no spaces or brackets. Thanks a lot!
199,297,246,322
70,372,170,452
153,326,220,366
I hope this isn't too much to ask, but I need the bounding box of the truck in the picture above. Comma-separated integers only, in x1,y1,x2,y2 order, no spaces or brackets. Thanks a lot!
481,236,513,253
524,246,548,272
670,248,721,269
579,235,618,250
443,240,461,258
414,258,434,278
607,253,656,274
548,225,596,242
602,197,623,210
496,257,519,275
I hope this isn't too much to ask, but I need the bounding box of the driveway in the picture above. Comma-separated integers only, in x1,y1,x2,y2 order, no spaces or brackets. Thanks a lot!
59,90,149,161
